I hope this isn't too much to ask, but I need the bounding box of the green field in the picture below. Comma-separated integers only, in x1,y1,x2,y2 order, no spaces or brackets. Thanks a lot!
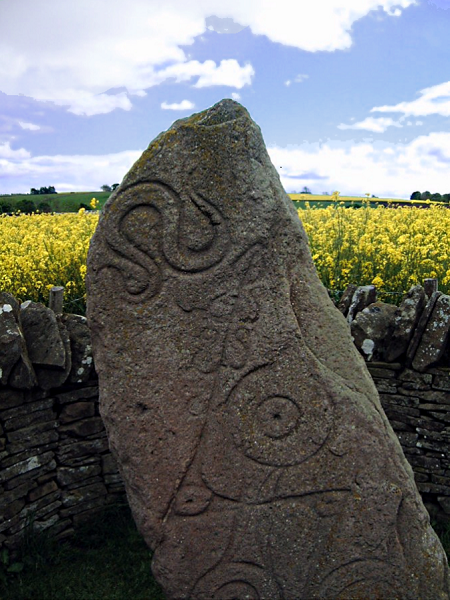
0,191,111,214
1,191,446,215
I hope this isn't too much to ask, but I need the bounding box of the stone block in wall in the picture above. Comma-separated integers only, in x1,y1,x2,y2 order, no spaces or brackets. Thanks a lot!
3,407,55,432
35,319,72,391
408,454,443,471
413,294,450,372
0,451,54,484
1,396,53,421
56,464,101,488
59,402,95,424
61,482,107,510
20,302,66,367
101,453,119,475
350,301,397,361
56,438,110,467
385,285,426,362
379,393,420,408
437,496,450,514
396,431,419,447
337,284,357,317
0,389,25,410
433,373,450,391
28,480,58,502
55,386,99,405
62,314,94,383
406,291,441,366
0,301,25,385
346,284,377,323
5,459,56,491
6,421,57,445
366,366,397,378
405,389,450,405
7,430,59,456
59,417,105,439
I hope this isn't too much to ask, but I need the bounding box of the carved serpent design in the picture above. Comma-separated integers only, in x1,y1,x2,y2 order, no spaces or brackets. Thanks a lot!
100,181,230,301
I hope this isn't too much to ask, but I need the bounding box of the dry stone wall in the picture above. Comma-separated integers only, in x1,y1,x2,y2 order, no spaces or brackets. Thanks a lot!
0,292,124,551
2,278,450,551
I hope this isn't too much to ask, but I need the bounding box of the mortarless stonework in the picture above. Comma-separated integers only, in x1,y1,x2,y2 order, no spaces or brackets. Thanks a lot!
86,99,450,600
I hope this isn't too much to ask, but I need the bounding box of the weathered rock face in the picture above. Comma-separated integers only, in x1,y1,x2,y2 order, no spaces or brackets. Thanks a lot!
86,99,449,599
351,301,397,361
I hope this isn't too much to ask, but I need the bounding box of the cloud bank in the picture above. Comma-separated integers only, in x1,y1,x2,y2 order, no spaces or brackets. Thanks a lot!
0,0,417,115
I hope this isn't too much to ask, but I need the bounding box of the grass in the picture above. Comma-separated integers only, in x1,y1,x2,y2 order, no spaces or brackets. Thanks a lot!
1,504,449,600
0,191,111,214
0,504,165,600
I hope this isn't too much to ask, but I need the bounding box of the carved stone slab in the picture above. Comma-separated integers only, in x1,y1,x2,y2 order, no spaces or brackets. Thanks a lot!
86,99,449,599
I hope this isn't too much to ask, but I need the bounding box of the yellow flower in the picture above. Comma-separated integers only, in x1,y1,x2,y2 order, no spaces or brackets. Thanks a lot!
90,197,99,209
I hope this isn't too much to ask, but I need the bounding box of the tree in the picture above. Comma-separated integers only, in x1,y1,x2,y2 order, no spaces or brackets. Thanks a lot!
301,186,311,194
111,183,119,191
30,188,38,195
420,191,431,200
431,192,442,201
410,191,421,200
101,184,112,192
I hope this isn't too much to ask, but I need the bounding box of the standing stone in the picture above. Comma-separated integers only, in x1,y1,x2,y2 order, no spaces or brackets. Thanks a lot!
86,99,449,599
413,294,450,372
385,285,426,362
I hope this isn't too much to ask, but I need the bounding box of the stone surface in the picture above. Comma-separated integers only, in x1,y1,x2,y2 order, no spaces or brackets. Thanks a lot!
86,99,449,599
346,284,377,323
337,283,357,316
35,318,72,390
413,295,450,372
62,314,94,383
20,302,66,367
351,301,397,361
406,291,441,366
0,302,23,385
386,285,427,362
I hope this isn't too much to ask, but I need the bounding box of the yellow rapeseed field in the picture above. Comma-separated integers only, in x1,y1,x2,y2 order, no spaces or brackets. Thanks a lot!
300,198,450,300
0,209,99,311
1,198,450,311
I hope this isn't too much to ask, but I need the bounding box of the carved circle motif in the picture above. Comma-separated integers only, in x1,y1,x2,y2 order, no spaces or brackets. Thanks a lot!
192,562,281,600
227,366,333,467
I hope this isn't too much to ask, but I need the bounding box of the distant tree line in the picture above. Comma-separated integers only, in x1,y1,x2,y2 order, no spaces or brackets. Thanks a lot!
30,186,57,195
101,184,119,192
410,191,450,202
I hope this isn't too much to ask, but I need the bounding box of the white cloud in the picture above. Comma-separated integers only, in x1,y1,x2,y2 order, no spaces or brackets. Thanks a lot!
0,142,31,159
18,121,41,131
371,81,450,117
0,148,141,193
285,74,308,87
0,0,417,115
4,129,450,198
157,59,254,89
268,131,450,198
161,100,195,110
338,116,403,133
231,92,241,101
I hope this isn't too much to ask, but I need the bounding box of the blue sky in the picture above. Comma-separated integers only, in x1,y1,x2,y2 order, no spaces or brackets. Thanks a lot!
1,0,450,198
